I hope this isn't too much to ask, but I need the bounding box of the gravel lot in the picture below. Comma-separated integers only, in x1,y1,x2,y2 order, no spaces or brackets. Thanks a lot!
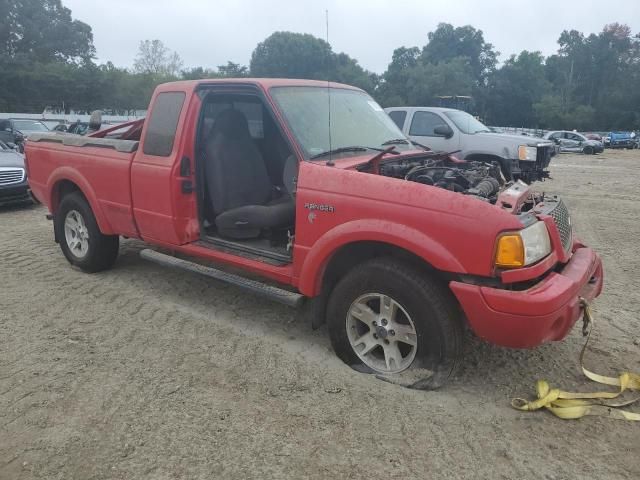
1,150,639,479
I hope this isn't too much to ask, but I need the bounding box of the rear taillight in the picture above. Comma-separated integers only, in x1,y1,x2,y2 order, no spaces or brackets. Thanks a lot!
23,152,30,178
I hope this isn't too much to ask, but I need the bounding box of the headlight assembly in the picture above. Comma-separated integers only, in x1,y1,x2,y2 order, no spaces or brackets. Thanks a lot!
495,221,551,268
518,145,537,161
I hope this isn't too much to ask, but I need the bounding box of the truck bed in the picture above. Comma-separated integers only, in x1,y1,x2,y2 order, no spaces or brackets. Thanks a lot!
28,132,139,153
26,133,139,237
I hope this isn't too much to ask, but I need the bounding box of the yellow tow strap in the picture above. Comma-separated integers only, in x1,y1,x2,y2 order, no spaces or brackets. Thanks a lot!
511,299,640,421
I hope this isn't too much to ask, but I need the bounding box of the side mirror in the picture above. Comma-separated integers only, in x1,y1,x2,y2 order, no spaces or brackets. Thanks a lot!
434,124,454,139
6,142,16,149
4,127,12,132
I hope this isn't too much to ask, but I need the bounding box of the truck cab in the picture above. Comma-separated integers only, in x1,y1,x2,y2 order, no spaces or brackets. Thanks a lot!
25,79,603,388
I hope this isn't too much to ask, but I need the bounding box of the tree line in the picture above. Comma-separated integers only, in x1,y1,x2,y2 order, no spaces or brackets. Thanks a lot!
1,0,639,130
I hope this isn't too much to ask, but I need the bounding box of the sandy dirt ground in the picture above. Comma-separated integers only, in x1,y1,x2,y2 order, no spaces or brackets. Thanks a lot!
1,149,639,480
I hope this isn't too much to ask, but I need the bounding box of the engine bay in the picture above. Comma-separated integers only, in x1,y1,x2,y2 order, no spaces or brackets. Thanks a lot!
360,152,510,203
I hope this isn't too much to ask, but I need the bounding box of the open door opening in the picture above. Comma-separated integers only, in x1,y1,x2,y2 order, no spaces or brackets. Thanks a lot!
195,91,298,264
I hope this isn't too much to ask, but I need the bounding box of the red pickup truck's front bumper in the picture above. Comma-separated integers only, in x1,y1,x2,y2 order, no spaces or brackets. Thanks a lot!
449,247,603,348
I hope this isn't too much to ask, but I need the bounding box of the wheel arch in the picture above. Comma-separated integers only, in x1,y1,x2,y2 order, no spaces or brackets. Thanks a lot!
319,240,449,295
298,221,465,299
464,152,506,163
48,168,114,234
299,237,460,330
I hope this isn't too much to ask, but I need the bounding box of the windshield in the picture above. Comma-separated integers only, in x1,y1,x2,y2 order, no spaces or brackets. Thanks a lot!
12,120,49,132
443,111,490,135
270,86,411,159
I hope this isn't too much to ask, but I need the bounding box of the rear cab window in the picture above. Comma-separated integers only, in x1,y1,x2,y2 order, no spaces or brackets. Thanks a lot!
388,110,407,130
201,100,264,139
143,92,186,156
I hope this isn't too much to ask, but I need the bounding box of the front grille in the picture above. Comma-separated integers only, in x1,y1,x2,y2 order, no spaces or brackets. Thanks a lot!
548,199,572,251
0,167,25,186
536,145,552,168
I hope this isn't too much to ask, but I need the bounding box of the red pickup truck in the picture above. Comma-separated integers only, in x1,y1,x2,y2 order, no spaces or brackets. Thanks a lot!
25,78,603,388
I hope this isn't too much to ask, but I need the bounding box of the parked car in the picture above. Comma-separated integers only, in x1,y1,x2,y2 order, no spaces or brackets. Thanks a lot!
385,107,555,183
0,140,31,206
605,131,635,149
0,120,25,152
0,119,49,153
1,119,49,137
51,112,113,137
583,132,602,141
543,131,604,154
65,121,91,135
25,78,603,388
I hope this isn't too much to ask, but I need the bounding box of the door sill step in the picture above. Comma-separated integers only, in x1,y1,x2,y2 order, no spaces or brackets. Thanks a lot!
202,236,291,265
140,249,304,308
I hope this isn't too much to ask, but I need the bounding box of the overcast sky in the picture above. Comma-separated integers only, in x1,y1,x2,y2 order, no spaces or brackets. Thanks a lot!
65,0,640,73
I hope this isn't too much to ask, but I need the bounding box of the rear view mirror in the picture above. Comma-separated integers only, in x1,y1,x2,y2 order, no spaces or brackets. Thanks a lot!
434,124,454,139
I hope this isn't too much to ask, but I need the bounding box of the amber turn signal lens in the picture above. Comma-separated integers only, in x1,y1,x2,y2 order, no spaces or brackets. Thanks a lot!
495,234,525,268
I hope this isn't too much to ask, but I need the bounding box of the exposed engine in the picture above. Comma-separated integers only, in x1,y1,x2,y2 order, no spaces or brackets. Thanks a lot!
375,154,505,203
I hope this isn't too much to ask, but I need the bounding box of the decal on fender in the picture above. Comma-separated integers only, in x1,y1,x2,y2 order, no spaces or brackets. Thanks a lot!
304,203,335,213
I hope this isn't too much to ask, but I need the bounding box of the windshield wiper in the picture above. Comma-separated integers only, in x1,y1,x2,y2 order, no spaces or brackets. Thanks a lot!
381,138,409,146
310,146,387,160
382,138,435,152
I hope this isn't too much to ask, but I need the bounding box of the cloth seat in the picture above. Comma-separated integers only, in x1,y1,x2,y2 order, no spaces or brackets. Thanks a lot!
204,108,295,239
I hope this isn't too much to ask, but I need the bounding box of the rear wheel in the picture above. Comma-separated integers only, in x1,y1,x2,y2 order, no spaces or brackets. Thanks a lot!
327,258,463,389
54,192,119,272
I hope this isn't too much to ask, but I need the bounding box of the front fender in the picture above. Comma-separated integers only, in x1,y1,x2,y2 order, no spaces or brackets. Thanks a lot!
297,219,466,296
47,166,115,235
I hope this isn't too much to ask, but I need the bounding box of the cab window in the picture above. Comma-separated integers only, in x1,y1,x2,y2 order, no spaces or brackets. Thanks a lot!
409,111,447,137
143,92,186,157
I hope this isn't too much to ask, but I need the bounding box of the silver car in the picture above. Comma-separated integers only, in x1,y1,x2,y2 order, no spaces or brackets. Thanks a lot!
0,141,31,206
543,131,604,154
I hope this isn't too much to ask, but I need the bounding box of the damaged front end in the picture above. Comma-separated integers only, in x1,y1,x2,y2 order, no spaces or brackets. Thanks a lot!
359,151,572,263
360,151,518,205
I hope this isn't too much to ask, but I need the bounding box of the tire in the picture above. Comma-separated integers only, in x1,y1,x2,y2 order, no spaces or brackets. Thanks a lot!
583,146,594,155
54,192,119,273
327,257,463,389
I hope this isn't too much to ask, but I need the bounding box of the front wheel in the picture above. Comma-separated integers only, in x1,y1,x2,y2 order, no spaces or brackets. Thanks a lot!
327,258,463,389
583,146,594,155
54,192,119,273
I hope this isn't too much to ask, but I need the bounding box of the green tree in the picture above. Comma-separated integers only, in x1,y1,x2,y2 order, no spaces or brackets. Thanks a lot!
421,23,498,84
376,47,421,105
403,57,474,106
251,32,330,79
0,0,94,62
249,31,375,92
485,51,549,126
377,24,497,110
217,61,249,77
